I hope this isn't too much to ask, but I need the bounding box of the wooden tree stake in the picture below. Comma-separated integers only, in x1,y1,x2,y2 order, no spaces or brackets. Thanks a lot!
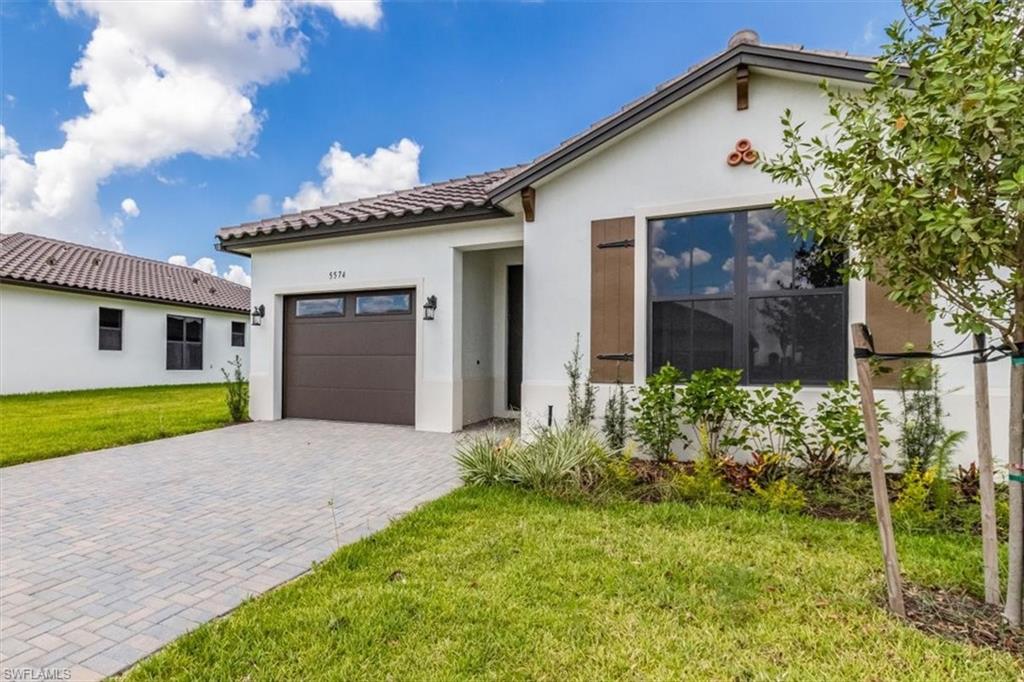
973,334,1001,606
851,323,906,617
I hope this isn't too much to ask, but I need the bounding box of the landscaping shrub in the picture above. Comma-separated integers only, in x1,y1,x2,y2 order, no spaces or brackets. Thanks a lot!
897,359,964,474
565,333,596,428
602,382,630,452
630,364,685,461
454,433,521,485
746,381,807,462
797,381,885,487
511,424,609,493
679,368,748,459
221,355,249,422
750,479,807,514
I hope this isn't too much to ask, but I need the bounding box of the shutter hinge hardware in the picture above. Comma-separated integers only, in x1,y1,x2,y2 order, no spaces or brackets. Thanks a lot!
596,352,634,362
597,238,635,249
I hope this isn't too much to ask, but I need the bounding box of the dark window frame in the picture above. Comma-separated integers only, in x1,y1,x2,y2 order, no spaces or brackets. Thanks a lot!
98,307,123,351
167,314,204,370
646,206,848,386
231,321,246,347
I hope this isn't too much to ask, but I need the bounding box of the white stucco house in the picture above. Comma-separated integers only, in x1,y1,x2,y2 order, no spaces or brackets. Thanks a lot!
216,32,1009,468
0,232,251,395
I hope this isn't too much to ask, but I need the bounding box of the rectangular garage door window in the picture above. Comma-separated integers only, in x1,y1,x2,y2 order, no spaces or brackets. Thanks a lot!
296,297,344,317
356,293,412,316
167,315,203,370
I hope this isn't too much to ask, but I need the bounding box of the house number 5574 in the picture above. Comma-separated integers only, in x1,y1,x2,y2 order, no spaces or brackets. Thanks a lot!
328,270,346,280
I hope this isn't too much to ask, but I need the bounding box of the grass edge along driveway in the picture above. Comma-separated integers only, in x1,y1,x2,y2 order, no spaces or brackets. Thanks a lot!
0,383,234,467
126,486,1021,681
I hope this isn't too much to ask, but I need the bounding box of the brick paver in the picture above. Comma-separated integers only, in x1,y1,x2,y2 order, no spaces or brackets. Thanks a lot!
0,420,460,680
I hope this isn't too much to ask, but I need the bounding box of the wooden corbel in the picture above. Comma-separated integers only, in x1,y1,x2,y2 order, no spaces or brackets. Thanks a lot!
521,186,536,223
736,65,749,111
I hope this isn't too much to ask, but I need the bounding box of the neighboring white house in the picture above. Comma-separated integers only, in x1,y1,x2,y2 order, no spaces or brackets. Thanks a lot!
0,232,251,395
215,31,1010,468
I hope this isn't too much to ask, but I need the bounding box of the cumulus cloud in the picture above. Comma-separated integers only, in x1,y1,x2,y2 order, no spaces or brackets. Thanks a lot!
248,192,273,216
168,254,252,287
1,1,382,249
747,254,793,291
120,197,139,217
651,246,711,280
283,138,421,212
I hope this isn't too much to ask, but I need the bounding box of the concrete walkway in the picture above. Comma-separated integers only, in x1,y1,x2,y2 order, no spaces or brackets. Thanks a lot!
0,420,460,680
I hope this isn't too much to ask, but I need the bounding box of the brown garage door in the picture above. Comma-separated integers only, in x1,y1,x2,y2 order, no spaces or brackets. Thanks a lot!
283,289,415,424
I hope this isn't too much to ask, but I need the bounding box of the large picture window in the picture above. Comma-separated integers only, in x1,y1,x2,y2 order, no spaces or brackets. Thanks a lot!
649,208,846,385
167,315,203,370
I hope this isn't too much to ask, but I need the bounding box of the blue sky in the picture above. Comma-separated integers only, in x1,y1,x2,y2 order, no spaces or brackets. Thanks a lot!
0,1,903,283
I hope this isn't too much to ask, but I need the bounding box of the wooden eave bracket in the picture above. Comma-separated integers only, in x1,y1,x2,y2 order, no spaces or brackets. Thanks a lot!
736,65,750,111
521,186,536,223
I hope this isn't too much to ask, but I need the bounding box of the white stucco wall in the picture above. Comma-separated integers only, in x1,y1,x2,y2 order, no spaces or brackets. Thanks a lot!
243,218,523,432
518,69,1009,468
0,283,250,395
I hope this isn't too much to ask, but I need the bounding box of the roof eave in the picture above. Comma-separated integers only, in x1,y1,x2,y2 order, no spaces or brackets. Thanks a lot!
487,44,892,204
216,204,513,253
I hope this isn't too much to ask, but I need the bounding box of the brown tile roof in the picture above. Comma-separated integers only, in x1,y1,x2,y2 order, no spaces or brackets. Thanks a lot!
217,166,525,247
0,232,250,313
217,36,884,249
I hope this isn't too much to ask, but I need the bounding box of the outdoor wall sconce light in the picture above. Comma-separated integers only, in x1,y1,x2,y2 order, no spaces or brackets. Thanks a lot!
251,304,266,326
422,295,438,321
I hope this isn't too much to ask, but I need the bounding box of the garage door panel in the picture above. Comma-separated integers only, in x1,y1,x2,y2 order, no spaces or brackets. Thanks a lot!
284,289,416,425
286,355,415,391
285,387,415,425
287,320,414,356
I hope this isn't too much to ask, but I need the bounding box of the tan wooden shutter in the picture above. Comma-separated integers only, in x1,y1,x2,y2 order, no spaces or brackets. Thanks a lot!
865,279,931,389
591,217,635,383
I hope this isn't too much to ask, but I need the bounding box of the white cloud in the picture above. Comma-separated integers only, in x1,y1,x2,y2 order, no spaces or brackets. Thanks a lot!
168,254,251,287
747,211,778,243
283,138,421,212
248,192,273,216
747,254,793,291
1,1,382,249
120,197,139,217
650,246,711,280
3,94,14,105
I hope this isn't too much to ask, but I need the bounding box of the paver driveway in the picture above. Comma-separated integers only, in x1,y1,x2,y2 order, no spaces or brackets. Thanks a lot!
0,420,460,680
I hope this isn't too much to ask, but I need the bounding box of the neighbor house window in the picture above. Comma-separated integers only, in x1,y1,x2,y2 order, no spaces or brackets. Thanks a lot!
231,321,245,347
167,315,203,370
649,207,846,385
355,293,411,316
98,307,122,351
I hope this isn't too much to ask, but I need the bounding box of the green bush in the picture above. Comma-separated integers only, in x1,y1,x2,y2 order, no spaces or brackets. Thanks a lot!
746,381,807,461
565,333,597,428
602,382,630,452
893,466,941,532
897,359,964,474
631,364,685,461
797,381,887,487
680,368,748,459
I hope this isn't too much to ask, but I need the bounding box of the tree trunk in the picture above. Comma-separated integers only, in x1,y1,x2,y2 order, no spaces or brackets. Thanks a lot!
1005,296,1024,627
973,334,1001,606
851,323,905,617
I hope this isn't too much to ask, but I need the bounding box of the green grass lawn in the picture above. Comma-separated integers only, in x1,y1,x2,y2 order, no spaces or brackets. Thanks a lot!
126,487,1021,681
0,383,233,467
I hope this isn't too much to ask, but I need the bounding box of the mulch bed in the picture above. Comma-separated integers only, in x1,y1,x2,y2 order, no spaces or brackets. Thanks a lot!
898,583,1023,656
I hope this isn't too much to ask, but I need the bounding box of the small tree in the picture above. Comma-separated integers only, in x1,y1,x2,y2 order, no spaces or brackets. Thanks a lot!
603,382,630,452
565,333,597,428
760,0,1023,623
221,355,249,423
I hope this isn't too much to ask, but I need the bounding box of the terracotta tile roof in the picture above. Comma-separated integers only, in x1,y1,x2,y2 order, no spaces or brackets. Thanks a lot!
217,166,526,246
0,232,250,313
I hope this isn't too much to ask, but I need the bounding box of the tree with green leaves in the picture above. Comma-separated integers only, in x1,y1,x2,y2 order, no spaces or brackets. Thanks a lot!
761,0,1023,625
